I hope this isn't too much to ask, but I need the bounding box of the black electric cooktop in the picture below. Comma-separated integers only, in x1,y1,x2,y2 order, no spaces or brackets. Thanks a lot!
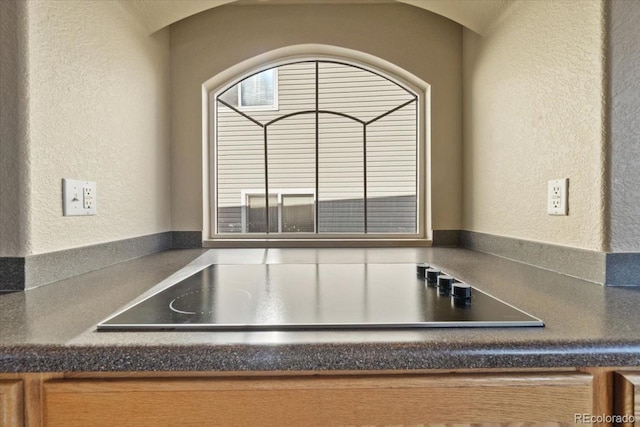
98,263,543,331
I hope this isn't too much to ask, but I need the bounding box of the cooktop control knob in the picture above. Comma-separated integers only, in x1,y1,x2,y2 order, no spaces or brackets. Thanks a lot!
416,263,430,279
452,282,472,306
437,275,454,296
425,269,441,286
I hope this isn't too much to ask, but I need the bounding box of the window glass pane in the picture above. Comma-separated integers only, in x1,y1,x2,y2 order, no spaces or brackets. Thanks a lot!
366,104,417,233
216,103,264,233
318,114,364,233
282,195,315,232
318,62,410,123
267,114,315,197
218,85,238,107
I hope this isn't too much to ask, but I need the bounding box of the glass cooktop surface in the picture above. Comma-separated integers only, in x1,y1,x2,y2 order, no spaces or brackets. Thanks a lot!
98,263,543,331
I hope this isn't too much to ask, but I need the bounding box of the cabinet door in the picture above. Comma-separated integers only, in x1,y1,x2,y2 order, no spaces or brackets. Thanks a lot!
0,380,24,427
42,373,593,427
614,371,640,426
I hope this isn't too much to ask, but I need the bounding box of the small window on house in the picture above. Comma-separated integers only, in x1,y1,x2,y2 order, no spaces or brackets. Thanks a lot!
239,68,278,110
246,193,278,233
213,59,421,238
282,194,315,232
243,190,315,233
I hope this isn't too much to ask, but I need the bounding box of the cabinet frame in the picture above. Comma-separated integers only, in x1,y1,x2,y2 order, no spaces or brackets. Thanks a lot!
614,371,640,426
0,379,24,427
0,368,624,427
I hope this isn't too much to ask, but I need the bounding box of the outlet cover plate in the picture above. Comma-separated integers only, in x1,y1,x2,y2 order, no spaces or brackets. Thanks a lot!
63,178,97,216
547,178,568,215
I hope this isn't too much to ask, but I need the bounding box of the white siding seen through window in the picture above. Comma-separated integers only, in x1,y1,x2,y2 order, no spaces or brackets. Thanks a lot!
214,60,419,236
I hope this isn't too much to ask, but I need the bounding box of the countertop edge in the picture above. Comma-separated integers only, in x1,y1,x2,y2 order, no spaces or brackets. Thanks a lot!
2,340,640,373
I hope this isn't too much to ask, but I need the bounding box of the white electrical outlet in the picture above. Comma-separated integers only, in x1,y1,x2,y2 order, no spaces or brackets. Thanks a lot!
83,186,94,209
547,178,568,215
63,179,97,216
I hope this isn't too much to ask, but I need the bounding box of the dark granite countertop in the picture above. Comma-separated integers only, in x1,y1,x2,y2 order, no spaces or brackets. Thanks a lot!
2,247,640,373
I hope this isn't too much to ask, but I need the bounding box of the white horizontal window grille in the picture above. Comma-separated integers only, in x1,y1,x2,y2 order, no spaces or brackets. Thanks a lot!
214,60,419,237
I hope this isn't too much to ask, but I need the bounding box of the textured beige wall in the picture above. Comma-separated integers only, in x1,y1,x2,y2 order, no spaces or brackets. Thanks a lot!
20,0,172,255
608,0,640,252
0,0,30,257
462,0,606,251
170,3,462,234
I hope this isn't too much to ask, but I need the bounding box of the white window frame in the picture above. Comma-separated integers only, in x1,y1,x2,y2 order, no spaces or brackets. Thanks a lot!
241,189,316,233
238,68,279,111
202,45,431,247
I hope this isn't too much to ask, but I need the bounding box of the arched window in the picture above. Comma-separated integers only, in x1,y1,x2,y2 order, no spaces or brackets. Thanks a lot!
210,58,424,238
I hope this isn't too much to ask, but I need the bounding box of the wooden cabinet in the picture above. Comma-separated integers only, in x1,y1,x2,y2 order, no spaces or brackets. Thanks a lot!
15,368,640,426
614,371,640,426
39,372,593,426
0,380,24,427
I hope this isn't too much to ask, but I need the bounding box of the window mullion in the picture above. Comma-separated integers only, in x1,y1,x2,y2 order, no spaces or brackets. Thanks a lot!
363,123,368,234
264,126,269,234
315,61,319,234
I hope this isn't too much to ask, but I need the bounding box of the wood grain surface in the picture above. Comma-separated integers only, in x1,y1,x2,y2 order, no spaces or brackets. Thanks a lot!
41,373,594,426
0,380,23,427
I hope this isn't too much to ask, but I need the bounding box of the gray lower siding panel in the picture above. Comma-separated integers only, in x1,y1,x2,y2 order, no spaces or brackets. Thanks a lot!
219,195,417,234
